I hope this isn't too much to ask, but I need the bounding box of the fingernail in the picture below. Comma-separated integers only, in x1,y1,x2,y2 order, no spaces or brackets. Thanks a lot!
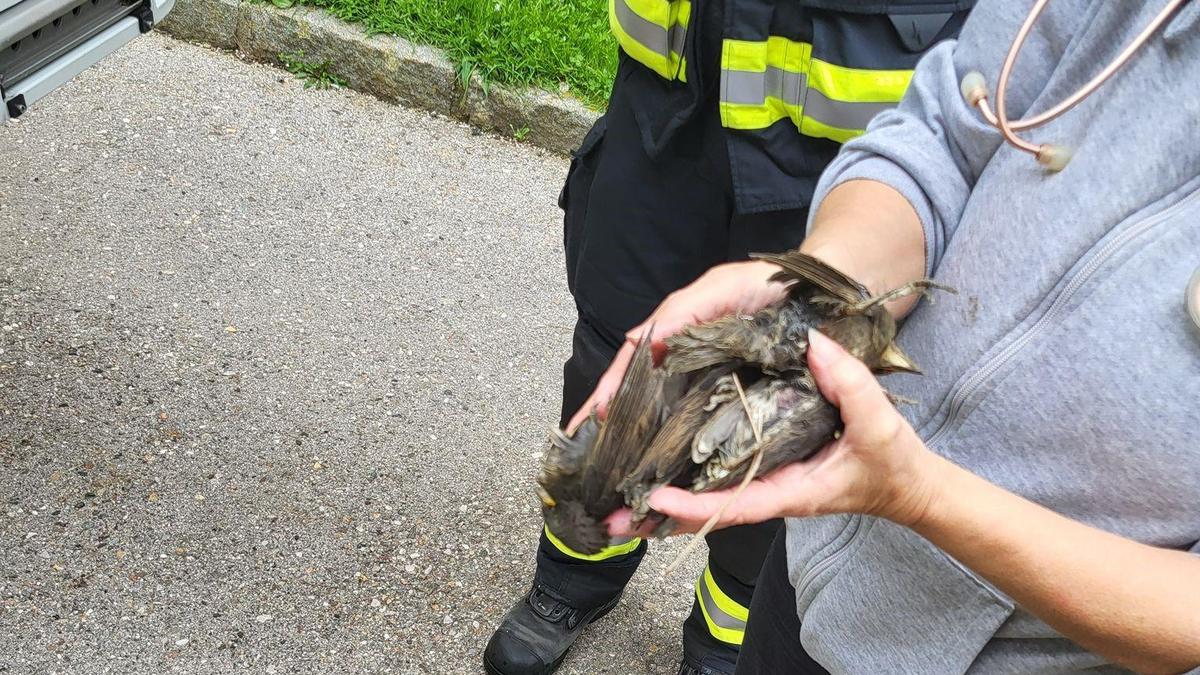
808,328,851,370
807,328,834,364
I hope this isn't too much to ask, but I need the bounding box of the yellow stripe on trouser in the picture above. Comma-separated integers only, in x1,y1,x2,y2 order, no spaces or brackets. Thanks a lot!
719,36,913,142
695,564,749,645
609,0,691,82
544,525,642,562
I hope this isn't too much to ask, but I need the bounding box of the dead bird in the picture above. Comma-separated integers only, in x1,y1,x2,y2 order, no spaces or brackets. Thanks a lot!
621,252,950,521
537,251,951,553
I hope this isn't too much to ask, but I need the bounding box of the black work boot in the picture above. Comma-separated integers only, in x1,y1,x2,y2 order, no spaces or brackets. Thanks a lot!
483,584,622,675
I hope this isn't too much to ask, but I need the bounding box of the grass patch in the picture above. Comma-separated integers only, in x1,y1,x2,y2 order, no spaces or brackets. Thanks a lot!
279,50,349,89
267,0,618,108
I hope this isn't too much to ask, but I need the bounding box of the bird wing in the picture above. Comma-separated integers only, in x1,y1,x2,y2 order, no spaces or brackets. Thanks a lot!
661,309,782,375
580,333,669,515
695,372,842,492
617,364,738,518
538,415,600,504
752,250,870,304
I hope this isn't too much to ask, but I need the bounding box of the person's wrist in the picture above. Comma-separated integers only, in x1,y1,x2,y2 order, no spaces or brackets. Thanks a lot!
799,238,858,274
881,431,951,529
800,229,917,302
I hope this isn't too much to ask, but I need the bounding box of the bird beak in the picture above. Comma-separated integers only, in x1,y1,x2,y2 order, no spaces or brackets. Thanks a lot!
878,342,921,374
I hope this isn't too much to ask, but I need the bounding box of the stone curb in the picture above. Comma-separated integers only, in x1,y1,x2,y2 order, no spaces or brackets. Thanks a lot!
159,0,600,155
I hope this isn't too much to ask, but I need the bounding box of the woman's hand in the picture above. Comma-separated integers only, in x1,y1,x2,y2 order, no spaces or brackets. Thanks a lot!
608,328,944,535
565,260,788,433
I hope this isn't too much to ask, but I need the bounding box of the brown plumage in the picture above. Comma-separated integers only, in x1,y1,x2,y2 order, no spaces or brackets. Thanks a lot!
536,251,952,554
662,251,936,376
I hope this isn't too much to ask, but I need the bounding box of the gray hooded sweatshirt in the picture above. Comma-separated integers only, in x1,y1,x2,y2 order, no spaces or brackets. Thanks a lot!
789,1,1200,672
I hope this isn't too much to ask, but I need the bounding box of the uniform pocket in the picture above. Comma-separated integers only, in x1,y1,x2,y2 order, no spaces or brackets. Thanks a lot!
561,116,608,297
797,518,1013,674
559,115,608,211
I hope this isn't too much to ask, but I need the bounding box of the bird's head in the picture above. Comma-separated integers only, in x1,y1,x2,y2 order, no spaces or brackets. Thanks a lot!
875,341,921,374
869,309,922,374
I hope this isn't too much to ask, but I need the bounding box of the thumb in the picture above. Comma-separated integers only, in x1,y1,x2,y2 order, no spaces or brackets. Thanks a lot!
592,340,637,417
626,320,671,365
807,328,892,422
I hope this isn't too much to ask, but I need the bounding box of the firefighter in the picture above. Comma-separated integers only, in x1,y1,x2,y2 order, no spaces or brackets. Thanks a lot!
484,1,973,673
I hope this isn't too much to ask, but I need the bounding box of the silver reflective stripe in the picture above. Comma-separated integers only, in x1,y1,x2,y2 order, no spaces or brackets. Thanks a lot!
669,16,687,57
722,67,806,106
722,67,895,130
697,577,746,632
802,87,895,131
613,0,686,59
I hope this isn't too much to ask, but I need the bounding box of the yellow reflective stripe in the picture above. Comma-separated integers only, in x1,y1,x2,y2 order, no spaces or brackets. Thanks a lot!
674,0,691,33
720,37,810,78
720,98,796,131
629,0,672,29
703,565,749,621
719,37,809,130
695,588,745,645
544,525,641,562
798,115,865,144
718,36,914,138
806,57,912,105
694,565,748,645
608,0,690,81
674,0,690,83
609,0,669,79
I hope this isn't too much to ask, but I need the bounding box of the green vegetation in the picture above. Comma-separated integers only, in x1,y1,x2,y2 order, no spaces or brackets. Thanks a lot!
279,51,349,89
266,0,618,108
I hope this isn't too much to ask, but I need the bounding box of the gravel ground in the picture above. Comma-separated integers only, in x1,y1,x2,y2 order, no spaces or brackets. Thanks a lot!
0,34,701,674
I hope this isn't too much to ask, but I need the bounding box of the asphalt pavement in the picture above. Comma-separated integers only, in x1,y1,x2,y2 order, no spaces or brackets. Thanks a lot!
0,34,702,674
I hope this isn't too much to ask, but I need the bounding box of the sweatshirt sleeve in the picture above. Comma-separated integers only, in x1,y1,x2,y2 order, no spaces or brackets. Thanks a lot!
805,2,1030,277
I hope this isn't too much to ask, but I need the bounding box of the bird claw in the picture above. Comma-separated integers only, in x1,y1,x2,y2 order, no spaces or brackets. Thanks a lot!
847,280,957,315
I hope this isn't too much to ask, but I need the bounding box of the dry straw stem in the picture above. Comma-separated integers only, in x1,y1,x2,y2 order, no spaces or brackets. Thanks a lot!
664,371,765,576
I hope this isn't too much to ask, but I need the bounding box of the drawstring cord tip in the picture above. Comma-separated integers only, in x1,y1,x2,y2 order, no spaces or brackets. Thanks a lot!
1036,144,1073,172
960,71,988,106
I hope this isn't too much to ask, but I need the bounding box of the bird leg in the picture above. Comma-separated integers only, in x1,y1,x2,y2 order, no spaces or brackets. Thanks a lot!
845,280,957,315
703,376,740,412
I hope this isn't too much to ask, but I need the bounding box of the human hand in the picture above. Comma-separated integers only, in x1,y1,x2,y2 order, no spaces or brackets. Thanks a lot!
565,260,787,433
607,328,944,535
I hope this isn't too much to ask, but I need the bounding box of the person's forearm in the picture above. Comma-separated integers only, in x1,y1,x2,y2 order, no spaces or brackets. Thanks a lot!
799,179,927,317
911,451,1200,674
